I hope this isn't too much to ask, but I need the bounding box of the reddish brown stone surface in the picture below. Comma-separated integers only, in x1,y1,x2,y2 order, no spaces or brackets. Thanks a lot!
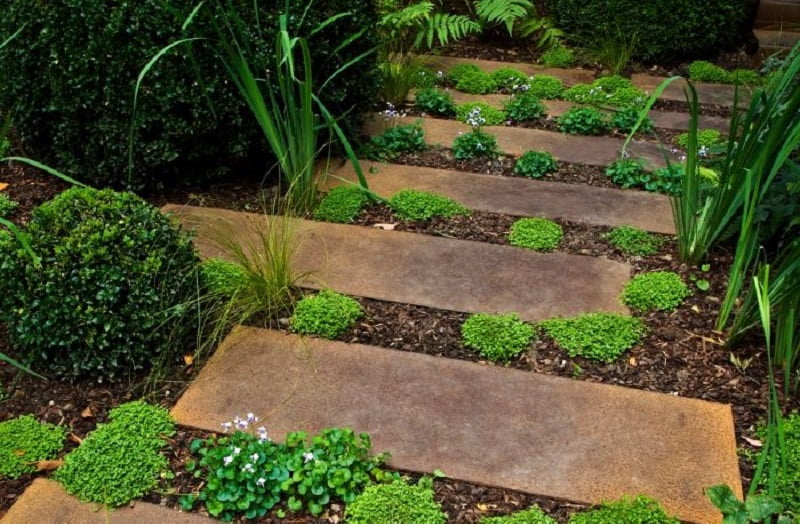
423,55,595,85
172,328,742,524
631,74,751,107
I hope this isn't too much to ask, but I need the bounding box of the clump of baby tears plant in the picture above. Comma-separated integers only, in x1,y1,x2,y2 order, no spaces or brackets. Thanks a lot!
0,415,67,479
621,271,690,312
388,189,469,221
462,313,535,362
346,477,446,524
290,289,364,339
508,217,563,252
540,313,647,362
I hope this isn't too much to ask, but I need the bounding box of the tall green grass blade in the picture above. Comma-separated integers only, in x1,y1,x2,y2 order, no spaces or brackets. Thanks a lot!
2,157,86,187
0,217,39,267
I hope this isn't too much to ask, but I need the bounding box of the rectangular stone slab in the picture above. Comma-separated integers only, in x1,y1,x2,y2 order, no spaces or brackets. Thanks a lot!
423,55,595,85
631,74,751,107
0,479,211,523
164,205,631,321
364,115,676,169
171,327,742,524
323,161,676,234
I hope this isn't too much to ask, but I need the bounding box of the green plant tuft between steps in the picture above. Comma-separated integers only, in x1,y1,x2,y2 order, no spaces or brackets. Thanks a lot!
540,313,647,362
480,505,557,523
605,226,664,256
509,217,563,252
345,477,446,524
621,271,690,312
313,185,372,224
462,313,536,362
290,289,364,339
456,102,507,126
389,189,469,221
568,495,679,523
0,415,67,479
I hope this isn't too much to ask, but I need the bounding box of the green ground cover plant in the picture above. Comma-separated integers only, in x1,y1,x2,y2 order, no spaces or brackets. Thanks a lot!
687,61,730,83
447,64,482,85
540,313,647,362
0,193,18,217
0,187,198,379
605,226,663,256
504,92,546,122
480,505,557,523
490,67,529,90
201,258,249,297
621,271,690,312
365,122,426,161
345,477,446,524
756,411,800,515
55,401,175,506
567,495,679,523
0,415,67,479
313,186,372,224
456,69,497,94
508,217,563,251
290,290,364,339
455,102,506,126
539,46,574,68
557,107,610,135
676,129,723,150
415,87,456,116
526,75,565,99
461,313,535,362
514,151,558,178
452,129,502,159
605,158,649,188
612,108,654,134
389,189,469,221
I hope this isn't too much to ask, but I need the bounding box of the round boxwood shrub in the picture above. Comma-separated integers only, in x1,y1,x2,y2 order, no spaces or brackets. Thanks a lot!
509,218,563,252
0,187,199,379
621,271,690,312
290,289,364,339
548,0,754,61
462,313,535,362
346,477,446,524
540,313,647,362
0,0,379,190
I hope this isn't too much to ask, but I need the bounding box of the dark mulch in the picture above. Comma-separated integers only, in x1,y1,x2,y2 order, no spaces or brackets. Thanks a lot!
652,99,734,119
0,160,69,225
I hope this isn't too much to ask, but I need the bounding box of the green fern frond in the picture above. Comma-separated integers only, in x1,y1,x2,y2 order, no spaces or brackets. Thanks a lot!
417,13,481,48
474,0,534,35
381,1,435,31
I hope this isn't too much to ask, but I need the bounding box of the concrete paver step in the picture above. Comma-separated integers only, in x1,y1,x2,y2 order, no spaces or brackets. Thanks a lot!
172,327,742,524
164,205,632,321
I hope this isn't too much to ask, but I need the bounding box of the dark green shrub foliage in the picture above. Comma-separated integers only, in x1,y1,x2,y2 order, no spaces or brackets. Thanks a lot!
0,188,198,379
568,495,679,523
290,290,364,339
480,505,557,523
540,313,647,362
366,122,427,161
527,75,565,99
313,186,371,224
558,107,610,135
0,415,67,479
490,68,529,90
514,151,558,178
456,70,498,94
622,271,690,312
416,88,456,116
346,477,446,524
55,401,176,506
389,189,469,221
456,102,507,126
0,193,18,217
0,0,379,189
550,0,752,61
462,313,535,362
605,226,663,256
452,130,502,160
509,217,563,252
539,47,574,68
504,92,547,122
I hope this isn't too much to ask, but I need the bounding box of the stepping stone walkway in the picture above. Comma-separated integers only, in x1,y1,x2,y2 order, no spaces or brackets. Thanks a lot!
323,161,676,234
0,479,210,524
172,327,743,524
364,115,676,168
163,205,631,321
631,74,750,107
432,90,731,132
424,55,595,85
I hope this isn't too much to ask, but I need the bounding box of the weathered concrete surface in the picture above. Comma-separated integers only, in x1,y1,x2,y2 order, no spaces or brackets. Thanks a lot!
423,90,730,131
323,161,676,234
163,205,632,321
0,479,211,524
172,327,742,524
422,55,595,85
631,74,751,107
364,115,676,169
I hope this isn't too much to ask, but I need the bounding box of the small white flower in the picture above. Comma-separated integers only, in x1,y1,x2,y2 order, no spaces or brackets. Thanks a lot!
436,70,444,78
246,412,258,423
256,477,266,487
233,447,241,456
303,452,315,463
223,455,234,466
242,463,255,474
234,416,248,431
220,421,233,433
250,453,260,462
256,426,270,443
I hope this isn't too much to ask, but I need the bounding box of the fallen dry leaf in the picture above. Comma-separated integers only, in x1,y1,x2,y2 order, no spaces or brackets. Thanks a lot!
743,437,762,448
629,357,637,366
184,354,194,366
68,433,83,445
373,223,396,230
81,406,94,418
35,459,64,472
0,183,8,191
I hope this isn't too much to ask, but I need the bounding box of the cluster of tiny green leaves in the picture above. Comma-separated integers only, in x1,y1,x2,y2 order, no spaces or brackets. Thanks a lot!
452,129,502,160
612,107,654,134
447,64,481,85
456,69,497,94
539,46,574,68
514,151,558,178
415,88,456,116
414,68,441,89
290,290,364,339
313,186,371,224
509,217,563,252
480,505,557,523
540,313,647,362
54,401,175,507
621,271,690,312
189,427,395,521
688,61,762,86
461,313,535,362
557,107,610,135
504,92,547,122
389,189,469,221
527,75,565,99
676,129,723,150
757,411,800,514
605,226,664,256
605,158,649,189
490,67,529,90
201,258,248,297
568,495,679,524
0,193,18,217
0,415,67,479
365,122,426,161
456,102,507,126
562,76,646,108
346,477,446,524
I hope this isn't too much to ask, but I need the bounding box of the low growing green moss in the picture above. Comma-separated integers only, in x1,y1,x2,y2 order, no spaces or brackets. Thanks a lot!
456,70,497,95
540,313,647,362
313,185,371,224
490,67,529,90
508,217,563,252
621,271,690,312
676,129,723,150
456,102,506,126
447,64,482,85
345,477,446,524
201,258,248,297
481,505,557,523
539,47,574,68
504,92,547,122
568,495,679,524
389,190,469,221
757,411,800,514
462,313,535,362
527,75,565,99
605,226,663,256
290,290,364,339
0,193,19,217
687,61,730,84
0,415,67,479
54,401,175,507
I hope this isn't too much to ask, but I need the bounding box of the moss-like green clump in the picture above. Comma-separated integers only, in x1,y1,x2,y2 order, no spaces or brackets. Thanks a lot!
504,92,547,122
0,415,67,479
345,477,446,524
756,411,800,514
290,289,364,339
514,151,558,178
539,47,574,68
447,64,482,85
490,67,529,90
621,271,690,312
462,313,535,362
568,495,679,524
527,75,565,99
456,69,497,94
675,129,724,150
605,226,664,256
0,193,19,217
456,102,507,126
388,189,469,221
481,505,557,523
508,217,563,252
540,313,647,362
313,185,371,224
